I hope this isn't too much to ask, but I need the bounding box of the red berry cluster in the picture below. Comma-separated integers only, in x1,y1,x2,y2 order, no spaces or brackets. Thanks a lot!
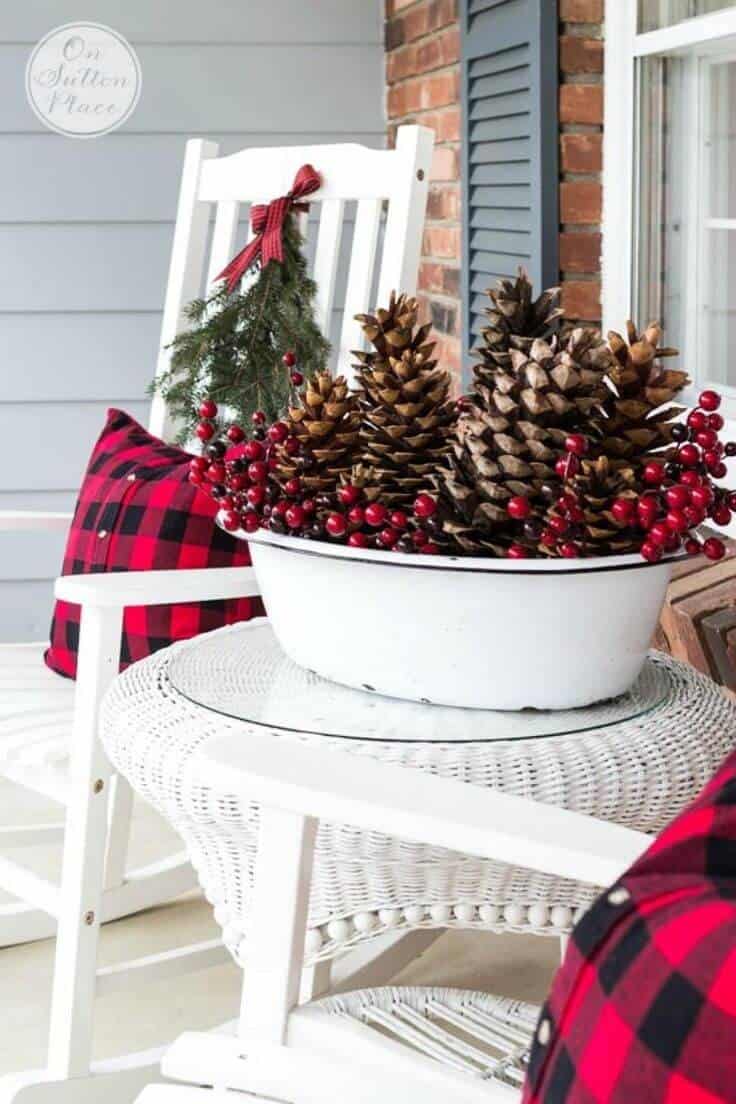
319,489,441,554
505,436,591,560
282,349,304,387
629,390,732,563
502,393,734,563
189,399,444,555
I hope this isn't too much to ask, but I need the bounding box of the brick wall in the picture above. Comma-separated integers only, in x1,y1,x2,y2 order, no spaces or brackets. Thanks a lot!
559,0,604,325
384,0,605,384
385,0,462,379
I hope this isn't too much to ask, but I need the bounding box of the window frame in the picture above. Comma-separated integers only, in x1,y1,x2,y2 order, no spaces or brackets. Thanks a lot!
603,3,736,418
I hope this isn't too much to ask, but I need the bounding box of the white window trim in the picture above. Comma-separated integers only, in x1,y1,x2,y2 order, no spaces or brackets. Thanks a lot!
602,0,638,335
603,4,736,418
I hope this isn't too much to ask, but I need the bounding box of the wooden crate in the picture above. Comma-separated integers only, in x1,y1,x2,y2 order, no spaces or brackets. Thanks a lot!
654,533,736,694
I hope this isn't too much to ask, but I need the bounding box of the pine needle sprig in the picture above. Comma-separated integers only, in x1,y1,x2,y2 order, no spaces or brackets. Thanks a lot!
151,215,331,443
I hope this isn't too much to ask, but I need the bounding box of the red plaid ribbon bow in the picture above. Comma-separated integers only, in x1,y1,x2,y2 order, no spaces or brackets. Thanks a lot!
215,164,322,293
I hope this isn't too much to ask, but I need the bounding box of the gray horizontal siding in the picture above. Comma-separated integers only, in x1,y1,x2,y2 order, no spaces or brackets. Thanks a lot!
1,44,382,133
1,313,160,403
2,1,384,641
0,402,151,493
0,133,378,223
1,2,379,43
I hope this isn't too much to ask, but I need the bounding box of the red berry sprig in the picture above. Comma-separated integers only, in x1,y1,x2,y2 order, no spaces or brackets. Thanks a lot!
188,406,446,555
191,386,734,566
546,393,734,563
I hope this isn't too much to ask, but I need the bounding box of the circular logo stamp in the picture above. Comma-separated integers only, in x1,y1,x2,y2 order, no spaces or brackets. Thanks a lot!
25,23,142,138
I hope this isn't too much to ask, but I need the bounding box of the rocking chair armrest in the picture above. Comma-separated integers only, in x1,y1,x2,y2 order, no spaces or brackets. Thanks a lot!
200,731,651,889
0,510,73,532
55,565,259,609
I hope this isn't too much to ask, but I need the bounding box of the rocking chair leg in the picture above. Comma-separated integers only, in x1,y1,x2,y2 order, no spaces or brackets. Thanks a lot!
47,606,123,1080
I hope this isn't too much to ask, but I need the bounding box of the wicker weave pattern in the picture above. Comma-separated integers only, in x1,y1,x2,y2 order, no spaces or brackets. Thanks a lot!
100,624,736,965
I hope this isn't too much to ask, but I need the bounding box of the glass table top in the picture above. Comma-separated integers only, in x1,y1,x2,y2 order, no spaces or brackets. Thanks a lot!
168,623,672,744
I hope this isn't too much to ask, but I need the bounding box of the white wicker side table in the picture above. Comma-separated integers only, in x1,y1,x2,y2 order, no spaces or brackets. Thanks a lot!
101,620,736,968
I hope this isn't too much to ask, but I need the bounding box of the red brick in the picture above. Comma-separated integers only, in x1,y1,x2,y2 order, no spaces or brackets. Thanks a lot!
422,70,460,109
560,84,603,125
403,5,430,42
426,183,460,220
561,133,602,173
418,263,461,298
559,232,601,273
418,262,446,294
387,81,422,117
560,181,602,223
436,106,461,142
386,31,461,85
433,332,462,379
414,108,461,142
387,45,416,85
422,225,461,260
442,266,460,298
561,280,601,321
560,0,603,21
427,0,458,35
430,145,459,181
560,36,603,74
416,26,460,71
384,0,462,378
385,17,405,51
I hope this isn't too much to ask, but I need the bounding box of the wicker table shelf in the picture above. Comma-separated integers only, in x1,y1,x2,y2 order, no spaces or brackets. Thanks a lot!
101,620,736,966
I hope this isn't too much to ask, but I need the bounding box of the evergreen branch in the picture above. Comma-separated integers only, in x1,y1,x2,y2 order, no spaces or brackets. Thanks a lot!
150,214,331,444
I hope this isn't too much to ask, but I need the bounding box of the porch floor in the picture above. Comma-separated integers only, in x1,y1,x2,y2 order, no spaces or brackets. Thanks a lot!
0,775,558,1072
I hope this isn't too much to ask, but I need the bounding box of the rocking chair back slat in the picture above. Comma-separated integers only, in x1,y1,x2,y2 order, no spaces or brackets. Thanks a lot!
149,138,219,441
339,198,383,367
205,199,240,289
150,127,433,438
312,199,346,338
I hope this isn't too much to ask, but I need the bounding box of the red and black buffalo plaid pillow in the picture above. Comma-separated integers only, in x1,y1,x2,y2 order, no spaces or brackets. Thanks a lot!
523,745,736,1103
46,408,255,679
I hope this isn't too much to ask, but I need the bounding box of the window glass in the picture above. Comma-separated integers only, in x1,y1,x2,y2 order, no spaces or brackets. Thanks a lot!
635,56,687,354
708,60,736,219
639,1,735,33
636,53,736,387
703,228,736,382
703,59,736,380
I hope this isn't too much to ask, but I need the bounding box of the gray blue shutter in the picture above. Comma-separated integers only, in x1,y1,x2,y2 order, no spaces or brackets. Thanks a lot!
461,0,559,363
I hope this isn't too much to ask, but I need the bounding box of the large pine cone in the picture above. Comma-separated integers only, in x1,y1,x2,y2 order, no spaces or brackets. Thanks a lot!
277,370,360,493
351,296,456,505
596,321,688,459
435,328,614,554
541,456,641,558
476,268,564,369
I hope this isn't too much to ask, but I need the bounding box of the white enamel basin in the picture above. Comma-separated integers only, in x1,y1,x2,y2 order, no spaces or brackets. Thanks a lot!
234,525,677,711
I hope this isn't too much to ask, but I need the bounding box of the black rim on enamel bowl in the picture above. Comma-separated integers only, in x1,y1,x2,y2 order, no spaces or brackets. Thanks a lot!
233,521,686,577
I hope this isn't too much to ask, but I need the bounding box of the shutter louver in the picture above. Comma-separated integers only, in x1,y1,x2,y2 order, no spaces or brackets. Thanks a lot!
461,0,559,360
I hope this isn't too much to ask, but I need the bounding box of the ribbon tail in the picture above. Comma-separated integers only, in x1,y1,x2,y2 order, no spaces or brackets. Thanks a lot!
215,237,262,293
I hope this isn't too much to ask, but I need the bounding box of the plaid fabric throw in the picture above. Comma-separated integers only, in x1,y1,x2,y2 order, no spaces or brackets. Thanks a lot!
46,409,255,679
524,745,736,1103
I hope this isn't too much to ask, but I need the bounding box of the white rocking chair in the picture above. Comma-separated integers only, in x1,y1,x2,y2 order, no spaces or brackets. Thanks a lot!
134,730,651,1104
0,125,433,1104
